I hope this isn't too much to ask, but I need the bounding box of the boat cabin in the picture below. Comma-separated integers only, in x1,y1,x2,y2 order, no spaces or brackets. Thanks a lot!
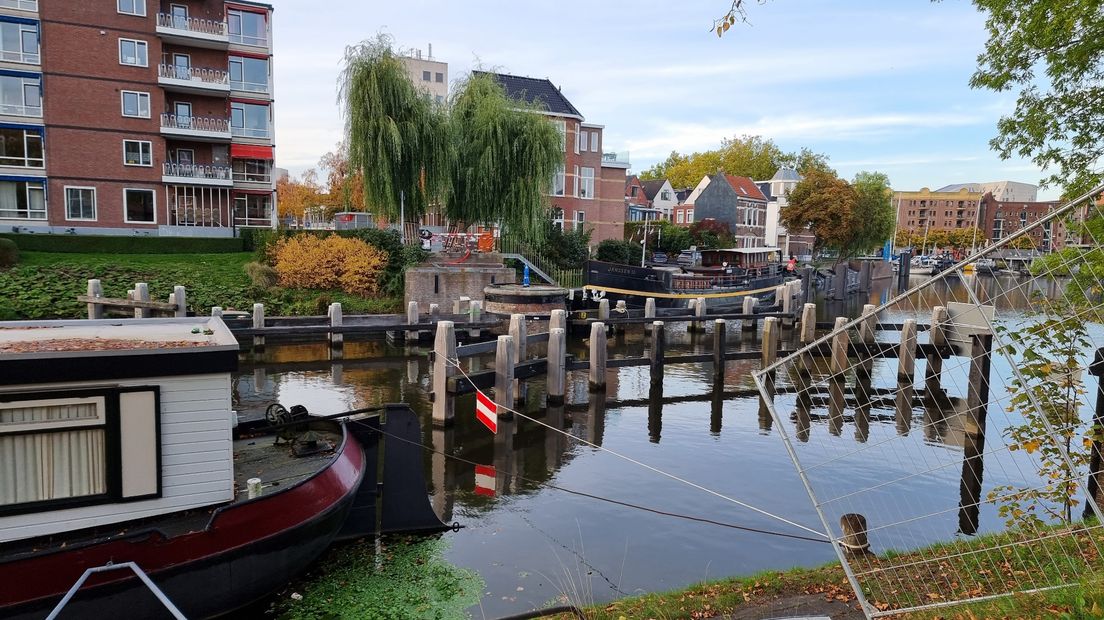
0,318,239,543
696,247,782,274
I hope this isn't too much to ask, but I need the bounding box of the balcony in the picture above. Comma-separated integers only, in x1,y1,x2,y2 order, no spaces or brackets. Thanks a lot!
158,64,230,96
231,125,271,140
160,113,231,142
156,13,229,49
232,168,272,185
162,162,233,187
601,151,630,168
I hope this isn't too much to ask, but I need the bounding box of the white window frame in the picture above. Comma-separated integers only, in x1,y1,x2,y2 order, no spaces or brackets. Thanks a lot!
123,139,152,167
553,120,566,152
687,209,694,223
550,164,565,197
123,187,157,224
117,0,146,16
572,165,579,198
676,210,684,224
229,55,269,93
0,21,39,65
579,130,588,153
118,38,148,67
0,179,44,219
590,131,598,153
0,127,42,168
574,210,585,230
120,90,150,118
0,396,107,434
579,167,595,200
63,186,97,222
574,123,580,154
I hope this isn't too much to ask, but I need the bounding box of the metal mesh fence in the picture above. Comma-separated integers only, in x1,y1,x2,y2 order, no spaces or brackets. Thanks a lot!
755,186,1104,618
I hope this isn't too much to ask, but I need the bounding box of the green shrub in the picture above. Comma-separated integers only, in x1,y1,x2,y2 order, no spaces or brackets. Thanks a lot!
244,261,278,290
595,238,639,265
0,238,18,267
0,234,243,254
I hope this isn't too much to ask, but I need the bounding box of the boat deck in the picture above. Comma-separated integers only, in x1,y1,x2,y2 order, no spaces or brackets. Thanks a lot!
232,427,344,500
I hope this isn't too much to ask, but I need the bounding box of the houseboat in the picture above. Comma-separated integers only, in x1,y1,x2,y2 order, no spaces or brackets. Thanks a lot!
583,247,789,309
0,317,444,619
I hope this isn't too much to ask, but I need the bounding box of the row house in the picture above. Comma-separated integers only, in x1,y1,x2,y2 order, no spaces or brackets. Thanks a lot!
757,166,813,257
674,173,768,247
624,176,677,222
0,0,276,237
480,71,628,244
979,192,1067,252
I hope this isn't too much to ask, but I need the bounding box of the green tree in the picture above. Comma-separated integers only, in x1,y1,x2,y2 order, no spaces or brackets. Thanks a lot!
850,171,896,255
781,170,893,258
339,35,451,223
688,219,735,249
639,136,830,188
595,239,639,265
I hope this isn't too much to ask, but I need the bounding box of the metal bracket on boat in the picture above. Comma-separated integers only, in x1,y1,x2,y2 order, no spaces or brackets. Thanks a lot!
47,561,186,620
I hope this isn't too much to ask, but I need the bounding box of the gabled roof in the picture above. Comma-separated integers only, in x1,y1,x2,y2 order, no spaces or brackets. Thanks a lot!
474,71,583,119
723,174,767,202
641,179,667,200
757,182,772,200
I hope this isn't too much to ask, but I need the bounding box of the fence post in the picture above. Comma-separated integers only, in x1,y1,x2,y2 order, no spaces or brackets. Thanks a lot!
741,296,758,332
432,320,457,426
172,286,187,318
133,283,150,319
547,327,566,406
252,303,265,351
494,335,515,414
328,302,343,351
650,320,665,385
713,318,726,384
406,301,420,340
509,313,526,403
898,318,917,383
86,279,103,320
589,321,607,392
800,302,816,344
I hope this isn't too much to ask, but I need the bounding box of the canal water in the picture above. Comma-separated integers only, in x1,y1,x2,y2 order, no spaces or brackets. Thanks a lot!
238,273,1101,617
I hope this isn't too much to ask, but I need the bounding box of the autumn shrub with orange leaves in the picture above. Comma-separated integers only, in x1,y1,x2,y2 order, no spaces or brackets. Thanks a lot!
270,235,388,296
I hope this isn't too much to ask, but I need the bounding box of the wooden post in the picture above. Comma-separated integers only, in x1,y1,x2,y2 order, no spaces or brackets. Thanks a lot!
644,297,656,335
252,303,265,351
686,298,697,333
958,334,992,535
830,316,849,376
494,335,515,413
247,477,263,499
840,513,872,557
211,306,223,318
589,321,607,392
172,286,187,317
898,318,917,382
800,302,816,344
614,300,627,334
406,300,420,340
925,306,948,401
857,303,877,345
549,308,566,334
856,305,877,442
829,316,848,434
547,327,566,406
86,279,103,319
712,319,726,384
773,285,786,309
650,320,665,385
432,321,457,426
781,281,795,328
689,296,706,333
801,266,814,304
834,262,849,300
429,303,440,319
329,302,343,351
469,300,482,338
509,313,526,403
741,296,758,332
759,317,780,422
454,296,470,314
858,261,872,293
133,282,150,319
598,298,610,321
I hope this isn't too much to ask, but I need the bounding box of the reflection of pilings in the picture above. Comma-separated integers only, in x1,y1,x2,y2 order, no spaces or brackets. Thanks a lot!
546,405,566,471
586,393,606,447
922,394,950,443
253,367,265,393
430,425,456,522
713,382,726,435
493,415,516,496
331,362,343,386
924,306,948,399
647,383,662,443
854,361,872,443
828,317,848,437
795,351,813,443
407,359,418,385
958,334,992,535
895,380,913,436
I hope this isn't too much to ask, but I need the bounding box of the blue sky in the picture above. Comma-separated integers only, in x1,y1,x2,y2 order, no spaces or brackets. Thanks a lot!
273,0,1055,197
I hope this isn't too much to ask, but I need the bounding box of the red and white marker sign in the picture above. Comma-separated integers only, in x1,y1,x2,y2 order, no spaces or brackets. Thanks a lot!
475,388,498,434
474,464,496,497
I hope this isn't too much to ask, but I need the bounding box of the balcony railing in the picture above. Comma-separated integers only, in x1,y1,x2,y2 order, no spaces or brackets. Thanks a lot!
602,151,630,165
229,78,269,94
158,64,229,86
161,113,229,133
0,102,41,118
0,49,38,65
163,162,232,181
233,206,272,227
0,0,37,11
231,125,271,139
232,169,272,183
229,31,267,47
157,13,227,36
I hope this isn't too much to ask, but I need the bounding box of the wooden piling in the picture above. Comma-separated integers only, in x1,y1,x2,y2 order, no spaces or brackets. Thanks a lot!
644,297,656,334
828,316,848,432
549,308,566,333
469,300,482,338
429,303,440,319
211,306,223,318
598,298,610,321
133,283,150,319
925,306,948,400
801,266,814,304
588,321,607,392
406,301,420,340
328,302,343,351
800,302,816,344
173,286,187,318
494,335,515,413
741,296,758,332
252,303,265,351
857,303,877,344
898,318,917,382
712,319,726,383
86,279,103,319
759,317,780,422
509,313,527,403
614,300,627,334
650,320,665,385
781,281,796,328
858,261,872,293
432,321,457,426
840,513,872,557
547,327,566,406
689,296,707,333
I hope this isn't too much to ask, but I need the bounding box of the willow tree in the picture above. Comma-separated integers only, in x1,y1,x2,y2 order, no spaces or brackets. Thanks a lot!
447,73,564,237
339,35,451,223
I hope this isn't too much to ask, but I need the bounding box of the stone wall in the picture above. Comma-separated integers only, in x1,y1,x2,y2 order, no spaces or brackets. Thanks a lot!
404,263,516,310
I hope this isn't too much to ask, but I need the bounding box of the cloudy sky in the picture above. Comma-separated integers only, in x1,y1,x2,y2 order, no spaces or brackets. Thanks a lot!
272,0,1054,197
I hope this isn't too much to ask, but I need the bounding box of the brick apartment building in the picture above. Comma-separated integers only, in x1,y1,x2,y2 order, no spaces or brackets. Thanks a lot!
979,192,1066,251
479,71,628,244
1,0,276,237
894,187,983,236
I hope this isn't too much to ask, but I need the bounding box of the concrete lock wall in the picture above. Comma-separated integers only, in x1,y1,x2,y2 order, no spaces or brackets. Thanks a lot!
405,265,516,309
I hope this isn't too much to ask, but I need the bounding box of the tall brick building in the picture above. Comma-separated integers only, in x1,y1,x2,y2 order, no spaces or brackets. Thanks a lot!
979,192,1066,251
3,0,275,236
479,71,628,244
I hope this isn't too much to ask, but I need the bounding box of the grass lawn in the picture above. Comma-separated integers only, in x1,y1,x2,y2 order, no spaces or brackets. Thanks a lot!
0,251,403,319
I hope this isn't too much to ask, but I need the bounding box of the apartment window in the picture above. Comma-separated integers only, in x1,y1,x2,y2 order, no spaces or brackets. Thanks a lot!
553,120,566,151
0,127,42,167
118,38,147,67
234,193,272,226
65,186,96,221
676,210,684,224
232,158,271,182
0,179,44,219
572,165,578,197
227,9,266,47
0,73,40,117
435,72,443,83
117,0,145,16
550,164,565,196
579,130,588,153
630,186,638,197
578,167,594,199
124,188,156,223
573,123,580,154
590,131,598,153
0,20,38,65
123,140,152,166
687,209,694,223
661,189,671,201
231,102,270,138
421,70,430,81
229,56,269,92
120,90,150,118
175,148,194,165
574,210,585,230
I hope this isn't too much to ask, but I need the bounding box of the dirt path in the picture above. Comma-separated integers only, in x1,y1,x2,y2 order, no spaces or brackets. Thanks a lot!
712,592,865,619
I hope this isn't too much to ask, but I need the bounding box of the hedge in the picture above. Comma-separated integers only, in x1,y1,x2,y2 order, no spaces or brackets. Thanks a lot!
0,233,244,254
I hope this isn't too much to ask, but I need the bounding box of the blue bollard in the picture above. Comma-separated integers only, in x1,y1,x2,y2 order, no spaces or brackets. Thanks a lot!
523,264,531,287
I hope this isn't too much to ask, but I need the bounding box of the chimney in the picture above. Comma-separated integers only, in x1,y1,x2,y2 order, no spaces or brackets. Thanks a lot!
416,49,422,59
428,42,433,59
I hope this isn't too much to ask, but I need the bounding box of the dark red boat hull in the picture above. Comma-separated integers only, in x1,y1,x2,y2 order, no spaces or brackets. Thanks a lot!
0,427,365,620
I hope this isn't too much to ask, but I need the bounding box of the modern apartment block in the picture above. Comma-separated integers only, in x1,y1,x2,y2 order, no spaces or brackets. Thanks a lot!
894,187,983,236
0,0,276,237
399,45,447,104
979,192,1066,251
